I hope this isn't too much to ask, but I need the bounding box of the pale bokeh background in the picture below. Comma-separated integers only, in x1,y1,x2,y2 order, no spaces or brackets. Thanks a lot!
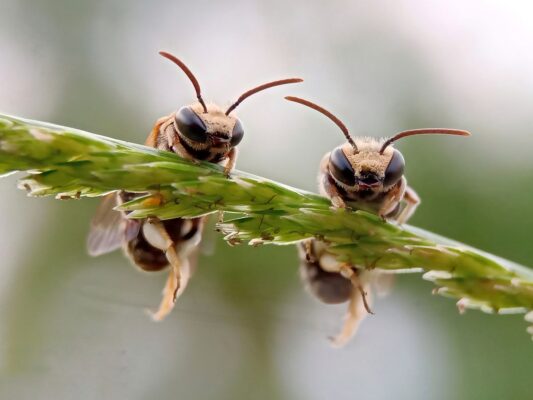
1,1,532,399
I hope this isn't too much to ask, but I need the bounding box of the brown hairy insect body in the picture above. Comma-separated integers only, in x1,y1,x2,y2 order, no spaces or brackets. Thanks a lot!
287,96,469,346
87,52,302,320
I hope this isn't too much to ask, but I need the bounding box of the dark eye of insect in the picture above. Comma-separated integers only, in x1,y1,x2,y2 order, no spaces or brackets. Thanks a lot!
230,118,244,146
329,146,356,186
175,106,208,143
383,149,405,187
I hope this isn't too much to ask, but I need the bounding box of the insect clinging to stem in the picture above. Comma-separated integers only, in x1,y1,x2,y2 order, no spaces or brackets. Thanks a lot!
87,51,303,321
285,96,470,346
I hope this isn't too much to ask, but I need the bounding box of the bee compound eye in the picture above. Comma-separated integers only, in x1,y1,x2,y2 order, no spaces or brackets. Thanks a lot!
383,149,405,187
329,146,356,186
230,118,244,146
175,106,208,143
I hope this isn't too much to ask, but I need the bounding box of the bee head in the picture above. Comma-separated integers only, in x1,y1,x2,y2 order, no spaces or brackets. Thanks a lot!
173,103,243,151
285,96,470,193
329,140,404,192
160,51,302,153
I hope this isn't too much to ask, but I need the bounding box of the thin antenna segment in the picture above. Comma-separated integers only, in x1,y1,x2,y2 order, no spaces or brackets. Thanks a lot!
225,78,303,116
285,96,358,152
379,128,470,154
159,51,208,113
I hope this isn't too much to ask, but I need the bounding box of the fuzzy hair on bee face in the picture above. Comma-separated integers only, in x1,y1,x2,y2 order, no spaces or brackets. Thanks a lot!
190,103,238,136
343,138,392,175
333,139,399,192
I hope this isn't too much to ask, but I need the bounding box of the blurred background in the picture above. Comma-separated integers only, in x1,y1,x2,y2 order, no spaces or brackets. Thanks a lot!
1,0,533,398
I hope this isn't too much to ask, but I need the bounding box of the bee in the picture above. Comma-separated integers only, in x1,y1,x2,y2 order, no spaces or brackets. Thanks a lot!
87,51,302,320
286,96,470,346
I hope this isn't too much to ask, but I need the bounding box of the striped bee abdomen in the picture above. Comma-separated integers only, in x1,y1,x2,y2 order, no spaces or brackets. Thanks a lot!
299,242,353,304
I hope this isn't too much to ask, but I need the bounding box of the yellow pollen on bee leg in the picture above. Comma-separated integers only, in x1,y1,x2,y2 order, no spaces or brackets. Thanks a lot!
142,193,165,207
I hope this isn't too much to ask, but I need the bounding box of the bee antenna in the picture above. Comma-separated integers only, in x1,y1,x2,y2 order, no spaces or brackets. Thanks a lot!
226,78,303,116
285,96,358,152
159,51,208,113
379,128,471,154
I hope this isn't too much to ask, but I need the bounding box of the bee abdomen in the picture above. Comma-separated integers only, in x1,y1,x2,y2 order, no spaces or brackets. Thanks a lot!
126,233,168,272
124,217,204,272
299,245,353,304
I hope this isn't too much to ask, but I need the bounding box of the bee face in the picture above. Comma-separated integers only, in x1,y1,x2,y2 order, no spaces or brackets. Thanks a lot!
328,141,405,192
174,103,244,153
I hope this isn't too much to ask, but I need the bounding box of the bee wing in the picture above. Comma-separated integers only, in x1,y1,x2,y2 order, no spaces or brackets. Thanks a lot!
372,272,396,298
198,221,217,256
87,193,140,256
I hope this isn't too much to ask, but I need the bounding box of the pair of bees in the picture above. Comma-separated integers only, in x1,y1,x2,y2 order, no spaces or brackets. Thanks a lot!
88,51,469,346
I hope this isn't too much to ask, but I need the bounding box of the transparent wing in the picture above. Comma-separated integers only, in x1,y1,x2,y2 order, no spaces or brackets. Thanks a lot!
87,193,140,256
372,271,396,298
199,218,217,256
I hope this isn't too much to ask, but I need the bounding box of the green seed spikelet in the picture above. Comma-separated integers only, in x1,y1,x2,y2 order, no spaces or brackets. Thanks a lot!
1,114,532,338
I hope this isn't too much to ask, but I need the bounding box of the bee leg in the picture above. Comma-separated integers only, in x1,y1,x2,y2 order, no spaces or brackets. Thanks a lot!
152,253,187,322
320,170,347,209
151,267,179,321
214,210,226,235
331,195,346,209
339,266,374,314
396,186,420,225
378,177,406,221
146,218,188,321
223,147,238,177
303,239,316,263
330,266,373,347
216,209,225,225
